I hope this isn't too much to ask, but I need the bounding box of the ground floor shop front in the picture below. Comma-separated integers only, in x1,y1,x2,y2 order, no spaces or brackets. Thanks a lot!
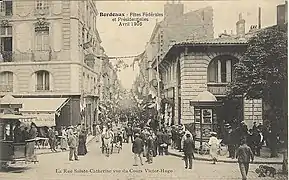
0,94,99,133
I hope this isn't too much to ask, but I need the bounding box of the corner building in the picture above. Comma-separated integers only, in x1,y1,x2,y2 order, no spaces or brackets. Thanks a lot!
0,0,103,131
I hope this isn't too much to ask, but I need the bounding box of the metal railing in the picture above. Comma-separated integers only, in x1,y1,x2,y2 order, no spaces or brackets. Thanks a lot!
0,84,13,92
0,51,53,63
36,84,50,91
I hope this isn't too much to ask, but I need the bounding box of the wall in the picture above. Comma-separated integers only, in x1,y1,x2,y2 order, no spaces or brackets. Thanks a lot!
180,52,208,124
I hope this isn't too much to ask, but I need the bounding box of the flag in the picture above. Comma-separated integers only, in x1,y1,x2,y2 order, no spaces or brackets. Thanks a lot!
82,37,92,49
131,52,144,70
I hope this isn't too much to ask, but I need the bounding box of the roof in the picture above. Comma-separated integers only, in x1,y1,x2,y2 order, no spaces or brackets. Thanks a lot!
194,91,217,102
175,36,248,46
17,98,69,112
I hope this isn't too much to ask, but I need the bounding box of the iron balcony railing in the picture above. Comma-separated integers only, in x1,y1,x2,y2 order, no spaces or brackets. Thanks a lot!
36,84,50,91
0,84,13,92
0,51,54,62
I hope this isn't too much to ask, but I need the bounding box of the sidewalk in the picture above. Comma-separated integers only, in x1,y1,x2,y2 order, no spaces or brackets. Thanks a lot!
35,135,95,155
169,147,284,164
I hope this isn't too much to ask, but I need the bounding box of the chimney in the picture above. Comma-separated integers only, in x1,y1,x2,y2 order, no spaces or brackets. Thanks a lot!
277,1,288,25
258,7,261,29
236,13,245,37
164,1,184,23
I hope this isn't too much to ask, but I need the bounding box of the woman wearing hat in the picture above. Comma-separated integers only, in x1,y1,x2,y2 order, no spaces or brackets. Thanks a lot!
208,132,220,164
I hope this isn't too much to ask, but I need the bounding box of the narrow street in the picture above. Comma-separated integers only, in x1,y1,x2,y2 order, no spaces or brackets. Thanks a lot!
0,140,286,180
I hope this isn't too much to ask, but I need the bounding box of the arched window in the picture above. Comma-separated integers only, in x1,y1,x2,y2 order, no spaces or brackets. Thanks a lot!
0,71,13,92
207,55,238,83
36,70,49,90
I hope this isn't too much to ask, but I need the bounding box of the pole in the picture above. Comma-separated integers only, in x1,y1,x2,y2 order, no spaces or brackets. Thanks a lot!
156,55,161,127
258,7,261,29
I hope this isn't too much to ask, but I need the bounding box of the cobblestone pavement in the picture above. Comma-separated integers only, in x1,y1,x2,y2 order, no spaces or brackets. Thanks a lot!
0,141,287,180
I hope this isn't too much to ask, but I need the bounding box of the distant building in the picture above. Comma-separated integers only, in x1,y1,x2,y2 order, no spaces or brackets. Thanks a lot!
0,0,102,131
134,1,214,124
99,54,121,119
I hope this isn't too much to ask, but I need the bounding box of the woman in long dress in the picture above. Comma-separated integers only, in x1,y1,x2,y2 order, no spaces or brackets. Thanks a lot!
77,130,87,156
95,124,101,142
60,127,68,151
208,132,219,164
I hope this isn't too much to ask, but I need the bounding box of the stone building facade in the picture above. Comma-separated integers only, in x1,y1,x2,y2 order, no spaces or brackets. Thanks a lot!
158,14,262,127
0,0,103,130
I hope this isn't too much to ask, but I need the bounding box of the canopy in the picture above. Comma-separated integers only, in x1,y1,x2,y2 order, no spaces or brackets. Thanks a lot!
18,98,69,112
16,98,69,127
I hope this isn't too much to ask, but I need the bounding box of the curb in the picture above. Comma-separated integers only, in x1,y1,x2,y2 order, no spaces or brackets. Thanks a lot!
36,136,96,156
169,152,283,165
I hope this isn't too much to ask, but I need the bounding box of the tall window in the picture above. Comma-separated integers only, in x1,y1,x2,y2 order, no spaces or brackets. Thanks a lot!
36,70,49,91
207,56,237,83
0,26,13,62
0,1,13,16
0,71,13,92
35,30,49,51
36,0,48,10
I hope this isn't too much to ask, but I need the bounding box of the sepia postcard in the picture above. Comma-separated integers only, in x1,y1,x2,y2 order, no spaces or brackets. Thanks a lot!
0,0,287,179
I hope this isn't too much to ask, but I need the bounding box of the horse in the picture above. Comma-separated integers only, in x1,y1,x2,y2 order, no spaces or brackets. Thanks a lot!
102,130,114,157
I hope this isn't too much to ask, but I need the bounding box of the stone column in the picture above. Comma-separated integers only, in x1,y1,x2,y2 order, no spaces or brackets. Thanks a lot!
217,60,221,83
226,60,231,82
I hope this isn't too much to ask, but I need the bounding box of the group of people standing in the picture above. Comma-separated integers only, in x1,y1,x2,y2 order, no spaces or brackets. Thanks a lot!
66,124,88,161
223,121,266,159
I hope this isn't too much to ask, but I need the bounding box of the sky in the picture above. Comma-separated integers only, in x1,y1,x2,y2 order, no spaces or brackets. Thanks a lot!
95,0,285,89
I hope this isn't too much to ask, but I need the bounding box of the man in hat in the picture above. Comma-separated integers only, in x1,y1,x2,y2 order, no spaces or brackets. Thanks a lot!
227,125,236,159
236,138,254,180
254,129,264,156
67,126,79,161
132,133,144,166
146,133,154,164
183,133,195,169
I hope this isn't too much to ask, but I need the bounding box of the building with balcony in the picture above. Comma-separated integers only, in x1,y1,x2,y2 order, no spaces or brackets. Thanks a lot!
158,14,263,129
0,0,103,131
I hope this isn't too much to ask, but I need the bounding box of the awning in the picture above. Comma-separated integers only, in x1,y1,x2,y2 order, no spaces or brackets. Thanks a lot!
17,98,69,112
16,98,69,127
